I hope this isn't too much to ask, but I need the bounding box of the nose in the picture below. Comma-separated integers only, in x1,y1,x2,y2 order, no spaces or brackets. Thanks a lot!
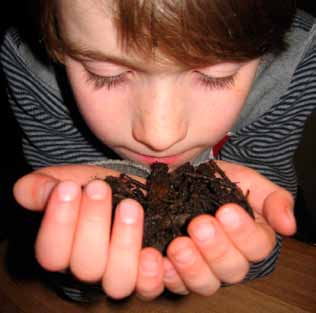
132,83,188,152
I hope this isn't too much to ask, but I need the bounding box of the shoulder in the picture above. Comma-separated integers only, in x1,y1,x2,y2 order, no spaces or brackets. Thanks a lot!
285,10,316,97
1,28,60,92
235,10,316,130
292,9,315,32
286,10,316,60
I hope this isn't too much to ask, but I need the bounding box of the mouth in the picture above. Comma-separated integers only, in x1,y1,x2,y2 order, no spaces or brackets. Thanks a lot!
117,146,206,169
121,149,184,166
135,153,182,165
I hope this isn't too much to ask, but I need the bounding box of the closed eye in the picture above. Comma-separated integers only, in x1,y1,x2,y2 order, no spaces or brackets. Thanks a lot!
195,71,236,90
85,71,130,90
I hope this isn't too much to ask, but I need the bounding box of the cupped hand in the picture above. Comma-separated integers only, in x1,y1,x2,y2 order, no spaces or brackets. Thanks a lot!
163,160,296,296
13,164,164,300
13,161,297,300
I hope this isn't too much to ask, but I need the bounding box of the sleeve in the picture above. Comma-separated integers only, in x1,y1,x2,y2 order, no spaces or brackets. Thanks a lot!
219,25,316,282
0,29,106,170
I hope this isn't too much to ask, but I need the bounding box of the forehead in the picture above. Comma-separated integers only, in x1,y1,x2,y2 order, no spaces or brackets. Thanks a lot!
57,0,114,46
57,0,174,67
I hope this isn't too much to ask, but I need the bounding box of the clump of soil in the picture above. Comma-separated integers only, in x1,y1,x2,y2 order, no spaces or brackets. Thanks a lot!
105,160,254,253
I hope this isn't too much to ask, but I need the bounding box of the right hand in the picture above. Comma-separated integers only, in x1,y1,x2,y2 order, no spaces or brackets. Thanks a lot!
13,164,165,300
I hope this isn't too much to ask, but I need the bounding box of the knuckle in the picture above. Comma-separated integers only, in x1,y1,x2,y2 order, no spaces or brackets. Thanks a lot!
102,270,136,299
248,228,276,262
136,284,164,299
106,288,133,300
206,243,231,263
201,287,219,297
167,236,192,256
52,205,79,225
189,214,213,227
251,246,273,262
163,269,179,283
111,225,144,250
223,262,250,284
170,249,197,268
83,214,106,224
116,238,135,249
232,225,254,245
70,256,105,283
164,277,190,294
193,281,220,297
36,256,67,272
71,266,102,283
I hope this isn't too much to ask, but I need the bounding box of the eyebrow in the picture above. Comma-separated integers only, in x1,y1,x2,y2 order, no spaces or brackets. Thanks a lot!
63,41,152,72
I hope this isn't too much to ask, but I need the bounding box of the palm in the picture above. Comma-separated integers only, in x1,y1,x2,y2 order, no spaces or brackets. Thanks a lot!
13,161,296,300
212,161,295,237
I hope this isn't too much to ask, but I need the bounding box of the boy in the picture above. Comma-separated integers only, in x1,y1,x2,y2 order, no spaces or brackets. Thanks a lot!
1,0,314,302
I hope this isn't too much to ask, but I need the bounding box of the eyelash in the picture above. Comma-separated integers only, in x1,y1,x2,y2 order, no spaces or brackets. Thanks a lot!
85,71,236,91
86,71,128,90
196,72,236,90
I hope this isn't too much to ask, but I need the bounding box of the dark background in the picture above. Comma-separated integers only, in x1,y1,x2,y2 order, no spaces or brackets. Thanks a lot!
0,1,315,243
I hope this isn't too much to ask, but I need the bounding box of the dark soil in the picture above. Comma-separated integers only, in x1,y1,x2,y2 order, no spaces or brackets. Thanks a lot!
105,160,254,253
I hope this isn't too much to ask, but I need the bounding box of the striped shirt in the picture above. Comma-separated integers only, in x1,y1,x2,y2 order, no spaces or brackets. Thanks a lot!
1,10,316,302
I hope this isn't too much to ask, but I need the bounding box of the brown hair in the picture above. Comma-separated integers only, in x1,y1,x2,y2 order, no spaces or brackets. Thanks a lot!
39,0,296,67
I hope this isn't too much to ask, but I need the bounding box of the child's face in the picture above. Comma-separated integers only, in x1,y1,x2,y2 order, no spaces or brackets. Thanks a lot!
59,0,260,170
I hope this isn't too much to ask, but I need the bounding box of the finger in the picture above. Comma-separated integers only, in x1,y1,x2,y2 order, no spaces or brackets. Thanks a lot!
262,190,296,236
135,247,164,301
13,164,144,212
216,204,276,262
36,164,122,184
188,215,249,284
162,257,189,295
215,160,296,236
70,180,112,282
215,160,274,211
167,237,220,296
35,181,81,271
215,160,284,214
103,199,144,299
13,173,59,211
36,164,146,186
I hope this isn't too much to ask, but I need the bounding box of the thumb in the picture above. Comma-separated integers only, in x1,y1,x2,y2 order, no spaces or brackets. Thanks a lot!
13,173,59,211
262,190,296,236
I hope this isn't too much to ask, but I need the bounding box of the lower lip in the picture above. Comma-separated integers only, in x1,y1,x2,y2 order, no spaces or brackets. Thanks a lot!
135,153,182,165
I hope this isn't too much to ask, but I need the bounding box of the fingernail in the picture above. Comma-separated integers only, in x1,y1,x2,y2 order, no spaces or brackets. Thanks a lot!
193,222,215,242
85,180,108,200
284,207,295,226
119,201,139,224
57,181,79,202
174,248,195,265
41,180,57,204
218,207,240,229
175,289,190,295
164,267,177,279
163,260,177,279
141,255,159,277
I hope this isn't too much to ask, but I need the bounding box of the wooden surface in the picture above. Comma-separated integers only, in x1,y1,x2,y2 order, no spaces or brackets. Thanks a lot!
0,238,315,313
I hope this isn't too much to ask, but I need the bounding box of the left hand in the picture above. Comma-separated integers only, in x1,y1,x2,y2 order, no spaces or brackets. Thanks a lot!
13,164,164,300
160,160,296,298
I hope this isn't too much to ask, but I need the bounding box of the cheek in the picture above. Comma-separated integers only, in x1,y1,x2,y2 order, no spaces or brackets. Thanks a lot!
198,63,258,134
188,74,255,144
190,88,247,136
